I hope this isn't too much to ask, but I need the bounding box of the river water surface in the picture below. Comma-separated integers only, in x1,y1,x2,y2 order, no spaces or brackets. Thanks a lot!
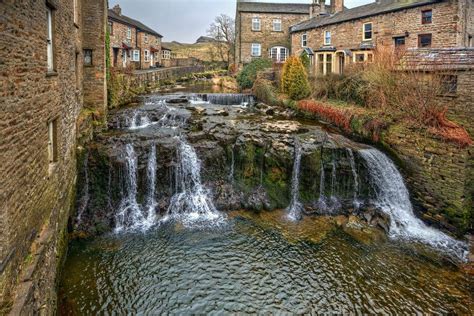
59,210,472,314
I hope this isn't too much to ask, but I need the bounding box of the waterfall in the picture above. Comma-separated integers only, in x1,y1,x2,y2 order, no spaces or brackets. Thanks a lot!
228,144,235,182
315,160,328,211
165,138,223,227
286,140,303,221
359,148,468,260
328,159,341,212
115,144,156,232
75,152,89,226
199,93,255,106
347,149,360,206
129,111,154,130
143,144,158,228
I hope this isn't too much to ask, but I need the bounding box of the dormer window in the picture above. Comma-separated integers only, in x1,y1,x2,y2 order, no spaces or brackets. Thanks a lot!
363,23,372,41
302,33,308,47
252,18,261,31
324,31,331,45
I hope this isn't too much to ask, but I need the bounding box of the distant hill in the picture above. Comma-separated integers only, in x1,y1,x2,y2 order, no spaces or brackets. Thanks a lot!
195,36,216,44
162,41,222,62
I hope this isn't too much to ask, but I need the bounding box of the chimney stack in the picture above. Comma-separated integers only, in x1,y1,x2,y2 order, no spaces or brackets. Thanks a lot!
330,0,344,13
320,0,327,15
112,4,122,16
310,0,319,18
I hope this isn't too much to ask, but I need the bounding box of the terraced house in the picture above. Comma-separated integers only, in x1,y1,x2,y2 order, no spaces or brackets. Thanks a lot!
290,0,474,75
108,5,163,69
235,1,311,65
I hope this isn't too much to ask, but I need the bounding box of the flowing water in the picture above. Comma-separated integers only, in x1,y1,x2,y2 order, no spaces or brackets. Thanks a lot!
59,210,473,315
164,137,224,227
359,149,468,261
286,139,303,221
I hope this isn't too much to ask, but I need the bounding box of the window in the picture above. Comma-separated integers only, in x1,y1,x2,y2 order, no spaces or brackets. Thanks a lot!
251,43,261,57
440,75,457,95
363,23,372,41
270,46,288,63
162,50,171,59
324,31,331,45
132,49,140,61
127,27,132,39
469,35,473,47
302,33,307,47
108,22,113,35
48,119,58,164
144,49,150,62
367,53,373,63
422,10,432,24
394,36,406,47
418,34,432,47
73,0,78,25
355,53,365,63
84,49,92,66
273,19,282,32
46,6,54,72
317,53,333,75
252,18,261,31
144,33,148,43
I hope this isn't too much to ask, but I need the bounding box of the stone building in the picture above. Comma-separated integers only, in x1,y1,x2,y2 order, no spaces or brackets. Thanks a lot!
290,0,474,75
108,5,163,69
0,0,107,314
235,1,311,66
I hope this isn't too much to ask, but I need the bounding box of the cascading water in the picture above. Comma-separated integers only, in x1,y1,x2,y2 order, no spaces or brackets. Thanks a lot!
359,148,468,260
129,111,154,130
286,140,303,221
347,149,360,207
199,93,255,106
229,144,235,183
115,144,157,232
165,138,223,227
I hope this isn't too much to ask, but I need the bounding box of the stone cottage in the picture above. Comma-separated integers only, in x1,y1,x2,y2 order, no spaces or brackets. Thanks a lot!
108,5,163,69
235,1,311,66
290,0,474,75
0,0,107,314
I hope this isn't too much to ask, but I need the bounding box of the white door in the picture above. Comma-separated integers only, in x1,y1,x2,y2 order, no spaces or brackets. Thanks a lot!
122,50,127,68
150,53,154,67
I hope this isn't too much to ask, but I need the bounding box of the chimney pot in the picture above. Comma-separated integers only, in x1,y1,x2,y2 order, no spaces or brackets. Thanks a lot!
112,4,122,16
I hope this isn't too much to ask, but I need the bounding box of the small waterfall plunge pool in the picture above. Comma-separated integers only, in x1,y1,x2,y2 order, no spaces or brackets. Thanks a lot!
62,90,472,314
60,210,472,314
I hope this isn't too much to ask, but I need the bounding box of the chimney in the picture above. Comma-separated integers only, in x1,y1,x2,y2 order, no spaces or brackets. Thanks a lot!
310,0,320,18
330,0,344,13
112,4,122,16
320,1,327,15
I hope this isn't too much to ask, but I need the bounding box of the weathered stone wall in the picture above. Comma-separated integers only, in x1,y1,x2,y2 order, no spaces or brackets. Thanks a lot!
0,0,106,313
292,1,464,60
236,11,309,65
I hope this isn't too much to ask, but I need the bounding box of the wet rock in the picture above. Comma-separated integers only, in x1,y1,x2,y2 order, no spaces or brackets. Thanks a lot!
167,96,188,104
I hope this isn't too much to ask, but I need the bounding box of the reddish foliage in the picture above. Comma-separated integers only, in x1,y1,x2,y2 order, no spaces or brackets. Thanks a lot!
428,108,473,147
364,119,387,142
298,100,352,132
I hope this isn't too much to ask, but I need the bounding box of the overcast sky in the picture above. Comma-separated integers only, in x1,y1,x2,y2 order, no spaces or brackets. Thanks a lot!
109,0,374,43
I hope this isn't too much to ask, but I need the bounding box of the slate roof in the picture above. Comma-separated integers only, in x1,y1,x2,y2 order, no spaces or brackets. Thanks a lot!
398,48,474,71
108,9,163,37
237,2,310,14
291,0,441,32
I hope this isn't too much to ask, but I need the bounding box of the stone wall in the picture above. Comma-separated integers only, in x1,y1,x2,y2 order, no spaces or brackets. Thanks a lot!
291,1,465,64
236,11,308,65
0,0,106,313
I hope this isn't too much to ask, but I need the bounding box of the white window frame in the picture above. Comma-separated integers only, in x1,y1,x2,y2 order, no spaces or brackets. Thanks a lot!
302,33,308,47
47,6,54,72
269,46,288,63
317,53,334,75
144,33,148,43
252,17,261,31
73,0,78,25
273,19,282,32
324,31,331,45
144,49,150,62
251,43,261,57
363,22,373,41
162,50,171,59
132,49,140,61
127,27,132,40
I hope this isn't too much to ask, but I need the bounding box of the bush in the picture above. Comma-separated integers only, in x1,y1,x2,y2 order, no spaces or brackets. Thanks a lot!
281,56,311,100
252,79,281,107
298,100,352,132
236,58,273,89
300,52,310,71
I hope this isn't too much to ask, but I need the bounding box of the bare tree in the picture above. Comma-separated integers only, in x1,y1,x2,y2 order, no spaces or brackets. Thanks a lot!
207,14,235,67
